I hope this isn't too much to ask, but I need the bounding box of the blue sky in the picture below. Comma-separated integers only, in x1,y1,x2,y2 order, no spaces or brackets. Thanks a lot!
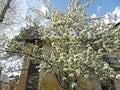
51,0,120,16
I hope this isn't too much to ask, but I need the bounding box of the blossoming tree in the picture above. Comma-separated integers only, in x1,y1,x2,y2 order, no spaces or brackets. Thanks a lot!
6,0,120,90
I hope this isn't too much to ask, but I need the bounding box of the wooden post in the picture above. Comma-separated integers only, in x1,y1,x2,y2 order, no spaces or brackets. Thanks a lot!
0,81,3,90
7,80,17,90
17,59,29,90
17,43,34,90
0,67,3,90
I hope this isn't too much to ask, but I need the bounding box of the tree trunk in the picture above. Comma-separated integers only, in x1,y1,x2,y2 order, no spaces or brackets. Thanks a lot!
0,0,12,22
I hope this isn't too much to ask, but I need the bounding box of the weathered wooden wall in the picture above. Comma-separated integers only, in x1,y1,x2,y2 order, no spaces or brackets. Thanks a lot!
38,73,61,90
38,75,102,90
115,80,120,90
17,41,120,90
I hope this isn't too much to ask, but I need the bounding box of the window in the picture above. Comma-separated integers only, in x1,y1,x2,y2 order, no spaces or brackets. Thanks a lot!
101,80,115,90
26,61,39,90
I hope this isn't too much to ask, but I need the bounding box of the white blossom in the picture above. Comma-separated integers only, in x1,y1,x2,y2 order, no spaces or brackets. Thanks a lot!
116,74,120,79
71,82,77,88
62,77,67,81
103,63,109,69
69,73,74,77
84,74,89,78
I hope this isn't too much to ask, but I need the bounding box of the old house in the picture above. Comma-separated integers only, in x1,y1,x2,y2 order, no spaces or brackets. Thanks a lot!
13,24,120,90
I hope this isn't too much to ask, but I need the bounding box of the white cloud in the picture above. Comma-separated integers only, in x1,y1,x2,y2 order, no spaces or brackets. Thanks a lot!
26,0,48,15
97,6,102,12
112,7,120,17
103,14,110,24
40,4,48,15
91,13,97,18
103,6,120,24
112,6,120,23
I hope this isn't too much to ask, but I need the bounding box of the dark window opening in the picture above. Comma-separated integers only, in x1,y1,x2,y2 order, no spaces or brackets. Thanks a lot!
101,80,116,90
26,61,39,90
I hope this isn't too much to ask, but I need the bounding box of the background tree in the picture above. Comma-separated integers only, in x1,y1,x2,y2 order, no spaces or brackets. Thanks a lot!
4,0,120,90
0,0,12,22
0,0,28,85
